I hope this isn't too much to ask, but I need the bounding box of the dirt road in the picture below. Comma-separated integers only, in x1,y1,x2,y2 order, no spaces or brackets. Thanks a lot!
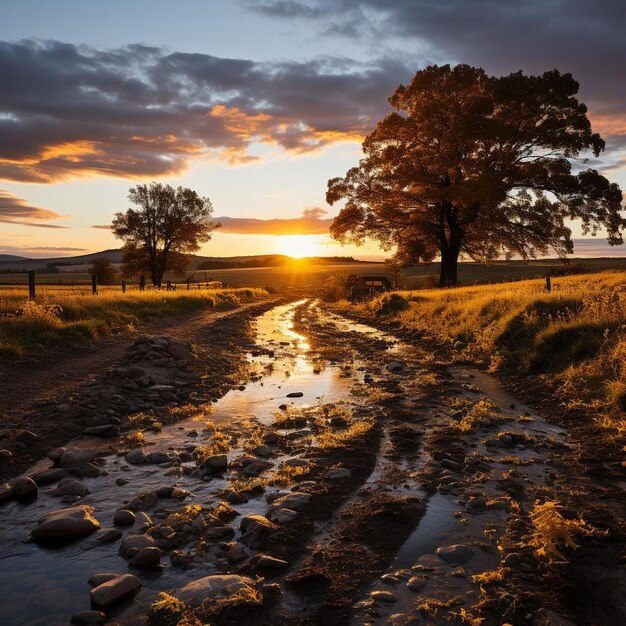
0,300,623,626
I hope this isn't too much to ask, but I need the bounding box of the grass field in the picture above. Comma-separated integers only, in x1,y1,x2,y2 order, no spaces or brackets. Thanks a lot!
340,271,626,434
0,286,267,357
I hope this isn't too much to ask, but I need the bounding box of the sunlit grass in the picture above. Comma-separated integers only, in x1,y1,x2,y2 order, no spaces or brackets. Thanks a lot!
0,284,267,356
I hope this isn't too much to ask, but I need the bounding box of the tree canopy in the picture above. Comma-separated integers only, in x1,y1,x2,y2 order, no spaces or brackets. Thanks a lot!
112,183,218,286
327,64,625,286
88,257,117,285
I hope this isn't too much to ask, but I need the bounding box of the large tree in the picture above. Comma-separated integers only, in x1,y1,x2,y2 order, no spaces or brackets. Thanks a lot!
327,65,625,286
112,183,218,286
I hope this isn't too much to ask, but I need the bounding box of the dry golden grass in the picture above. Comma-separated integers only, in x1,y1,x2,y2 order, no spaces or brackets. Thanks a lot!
0,285,267,356
342,271,626,436
529,500,598,561
453,399,501,432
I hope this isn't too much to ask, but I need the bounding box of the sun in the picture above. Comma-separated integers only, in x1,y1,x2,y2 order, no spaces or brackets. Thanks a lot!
276,235,323,258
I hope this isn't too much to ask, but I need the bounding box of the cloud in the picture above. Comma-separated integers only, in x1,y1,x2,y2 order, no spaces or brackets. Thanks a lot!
0,188,67,227
0,244,87,257
245,0,626,160
27,246,87,251
215,207,332,235
0,40,410,182
91,224,112,230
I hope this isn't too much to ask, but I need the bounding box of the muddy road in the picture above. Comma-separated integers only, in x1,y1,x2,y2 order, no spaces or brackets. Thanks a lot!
0,300,623,626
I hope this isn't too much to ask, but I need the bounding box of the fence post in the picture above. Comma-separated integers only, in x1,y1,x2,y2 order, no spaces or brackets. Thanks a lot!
92,274,98,295
121,280,126,293
140,274,145,291
28,270,36,300
186,279,190,290
545,275,552,293
166,280,171,291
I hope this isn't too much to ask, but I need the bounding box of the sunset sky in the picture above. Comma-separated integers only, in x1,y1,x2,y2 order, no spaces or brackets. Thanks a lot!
1,0,625,259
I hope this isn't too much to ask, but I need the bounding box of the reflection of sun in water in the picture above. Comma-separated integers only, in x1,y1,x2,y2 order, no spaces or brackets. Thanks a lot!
277,235,323,258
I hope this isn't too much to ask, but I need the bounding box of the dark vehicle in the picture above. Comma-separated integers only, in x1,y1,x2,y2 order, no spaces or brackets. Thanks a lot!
348,275,392,301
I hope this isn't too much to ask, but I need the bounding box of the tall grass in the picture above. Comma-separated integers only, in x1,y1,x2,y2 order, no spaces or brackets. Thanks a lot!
0,285,267,357
342,271,626,434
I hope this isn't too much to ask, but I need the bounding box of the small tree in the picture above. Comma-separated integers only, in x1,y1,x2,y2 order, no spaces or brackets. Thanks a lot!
112,183,218,286
327,65,625,287
88,257,117,285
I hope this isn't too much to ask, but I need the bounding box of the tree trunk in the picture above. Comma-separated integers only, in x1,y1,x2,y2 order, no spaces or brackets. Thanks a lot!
439,246,460,287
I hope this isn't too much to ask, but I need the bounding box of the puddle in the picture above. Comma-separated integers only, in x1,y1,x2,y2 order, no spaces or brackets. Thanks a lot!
0,300,408,626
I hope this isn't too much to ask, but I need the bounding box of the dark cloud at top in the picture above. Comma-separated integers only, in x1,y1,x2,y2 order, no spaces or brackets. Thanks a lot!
0,39,410,182
0,188,66,228
246,1,626,139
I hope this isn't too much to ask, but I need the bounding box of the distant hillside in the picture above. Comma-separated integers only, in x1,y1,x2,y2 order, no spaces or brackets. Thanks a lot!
0,249,371,272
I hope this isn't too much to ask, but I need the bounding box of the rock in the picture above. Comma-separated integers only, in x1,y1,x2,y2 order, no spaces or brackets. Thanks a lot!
147,451,172,464
386,361,404,373
69,462,102,478
31,468,68,485
70,610,106,625
205,526,235,540
88,573,119,587
256,554,288,569
94,529,123,544
31,505,100,543
51,479,88,498
82,425,119,437
253,445,272,458
203,454,228,471
267,508,298,524
13,476,38,500
90,574,142,609
125,448,148,465
0,449,12,461
242,460,272,476
60,448,97,468
371,590,397,603
500,434,514,447
286,392,303,398
0,482,13,503
502,552,521,568
119,534,156,559
406,576,426,592
240,515,278,547
129,546,161,569
227,543,250,563
172,575,259,608
441,459,462,472
324,467,351,480
48,447,66,464
15,429,41,443
283,458,308,467
436,544,475,565
113,509,136,527
269,492,311,511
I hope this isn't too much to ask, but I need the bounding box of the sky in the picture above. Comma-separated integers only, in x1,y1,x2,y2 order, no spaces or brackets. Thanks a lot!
0,0,625,259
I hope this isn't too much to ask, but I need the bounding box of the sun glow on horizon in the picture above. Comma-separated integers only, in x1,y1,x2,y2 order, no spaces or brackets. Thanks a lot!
275,234,325,258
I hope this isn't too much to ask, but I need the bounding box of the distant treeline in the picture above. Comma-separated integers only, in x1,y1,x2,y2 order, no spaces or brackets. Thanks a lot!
197,255,364,269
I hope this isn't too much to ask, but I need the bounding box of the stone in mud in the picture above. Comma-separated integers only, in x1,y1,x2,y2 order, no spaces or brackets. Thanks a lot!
441,459,462,472
88,573,119,587
70,610,106,625
15,429,41,443
386,361,405,373
172,575,259,608
371,590,397,603
13,476,38,500
406,576,427,592
31,505,100,543
147,451,172,464
227,543,250,563
69,462,102,478
283,458,308,467
242,459,273,476
286,392,304,398
0,449,12,461
113,509,135,526
125,448,148,465
240,515,278,547
90,574,142,609
253,444,272,458
467,496,487,511
502,552,521,568
324,467,352,480
119,533,156,559
60,448,97,468
129,546,161,569
269,491,311,511
51,479,88,498
0,482,13,503
268,508,298,524
82,425,119,437
31,468,69,485
202,454,228,471
256,554,288,569
436,544,475,565
94,529,123,544
205,525,235,540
